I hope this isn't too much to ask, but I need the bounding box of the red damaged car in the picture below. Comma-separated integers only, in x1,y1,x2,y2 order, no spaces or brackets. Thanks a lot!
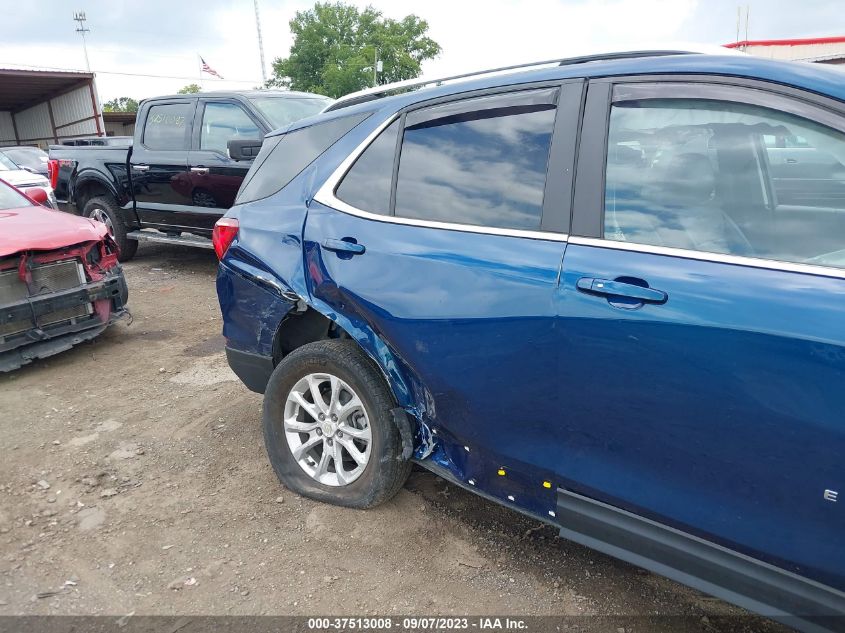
0,181,128,371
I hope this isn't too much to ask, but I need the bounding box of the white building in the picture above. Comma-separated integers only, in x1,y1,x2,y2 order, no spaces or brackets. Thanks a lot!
725,36,845,66
0,69,105,149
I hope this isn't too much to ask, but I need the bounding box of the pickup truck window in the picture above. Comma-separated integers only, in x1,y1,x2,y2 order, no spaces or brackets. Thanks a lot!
248,96,332,129
200,103,261,154
143,103,191,151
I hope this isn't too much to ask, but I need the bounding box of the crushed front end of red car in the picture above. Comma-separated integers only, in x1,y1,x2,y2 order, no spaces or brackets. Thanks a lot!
0,199,129,371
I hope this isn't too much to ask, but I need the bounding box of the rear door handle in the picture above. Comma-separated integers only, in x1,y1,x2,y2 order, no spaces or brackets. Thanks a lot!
190,167,210,175
577,277,667,303
322,238,365,255
132,164,150,172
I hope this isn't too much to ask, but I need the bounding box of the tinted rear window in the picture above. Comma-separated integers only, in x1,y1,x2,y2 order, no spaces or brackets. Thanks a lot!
236,113,370,205
335,119,399,215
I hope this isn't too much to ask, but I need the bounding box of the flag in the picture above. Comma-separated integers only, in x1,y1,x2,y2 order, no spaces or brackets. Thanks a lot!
200,57,223,79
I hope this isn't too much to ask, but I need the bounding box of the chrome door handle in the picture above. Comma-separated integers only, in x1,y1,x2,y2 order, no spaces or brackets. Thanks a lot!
132,164,150,172
322,238,365,255
577,277,667,303
190,167,210,175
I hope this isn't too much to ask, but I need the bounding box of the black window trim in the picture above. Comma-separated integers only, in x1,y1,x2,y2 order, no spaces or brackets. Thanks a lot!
192,98,266,156
570,74,845,281
387,112,406,216
315,79,585,241
139,99,196,152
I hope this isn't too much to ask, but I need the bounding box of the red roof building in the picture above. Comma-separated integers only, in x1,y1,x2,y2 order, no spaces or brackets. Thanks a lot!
724,36,845,65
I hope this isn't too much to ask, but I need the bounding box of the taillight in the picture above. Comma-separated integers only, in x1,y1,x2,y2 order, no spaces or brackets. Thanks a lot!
48,159,59,189
212,217,239,259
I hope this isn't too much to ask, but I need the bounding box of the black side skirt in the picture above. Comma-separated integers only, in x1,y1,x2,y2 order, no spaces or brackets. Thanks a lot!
556,488,845,633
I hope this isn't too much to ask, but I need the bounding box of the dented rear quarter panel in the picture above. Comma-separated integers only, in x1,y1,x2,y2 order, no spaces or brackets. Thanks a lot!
216,103,564,520
217,158,333,357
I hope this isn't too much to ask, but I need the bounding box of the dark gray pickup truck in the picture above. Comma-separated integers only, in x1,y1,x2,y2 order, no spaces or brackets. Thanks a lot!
50,90,331,260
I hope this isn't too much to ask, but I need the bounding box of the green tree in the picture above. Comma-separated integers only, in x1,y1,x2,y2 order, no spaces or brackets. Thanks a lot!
267,2,441,98
102,97,139,113
177,83,202,94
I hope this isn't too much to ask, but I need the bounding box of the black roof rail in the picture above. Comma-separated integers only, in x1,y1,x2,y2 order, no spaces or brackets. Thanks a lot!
324,49,700,112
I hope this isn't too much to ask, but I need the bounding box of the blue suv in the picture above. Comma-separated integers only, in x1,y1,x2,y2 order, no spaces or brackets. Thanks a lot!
215,51,845,630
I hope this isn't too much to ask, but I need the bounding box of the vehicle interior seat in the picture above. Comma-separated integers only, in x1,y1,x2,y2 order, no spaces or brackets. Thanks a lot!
608,151,754,256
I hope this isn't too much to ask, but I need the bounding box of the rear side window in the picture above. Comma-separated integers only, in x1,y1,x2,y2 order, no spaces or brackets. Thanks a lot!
394,89,558,230
236,113,370,205
604,99,845,269
143,103,191,150
336,119,399,215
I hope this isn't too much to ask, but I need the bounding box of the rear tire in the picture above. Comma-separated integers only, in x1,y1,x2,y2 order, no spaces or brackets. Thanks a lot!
83,196,138,262
262,339,411,509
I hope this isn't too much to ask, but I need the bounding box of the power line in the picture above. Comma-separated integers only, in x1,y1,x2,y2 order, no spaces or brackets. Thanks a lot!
88,46,200,61
0,62,261,84
98,69,260,83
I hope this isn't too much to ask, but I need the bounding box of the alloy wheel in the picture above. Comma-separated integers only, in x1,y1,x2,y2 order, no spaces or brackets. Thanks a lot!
283,373,372,486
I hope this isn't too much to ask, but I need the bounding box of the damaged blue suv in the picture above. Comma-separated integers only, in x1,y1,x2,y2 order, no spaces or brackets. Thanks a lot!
215,51,845,631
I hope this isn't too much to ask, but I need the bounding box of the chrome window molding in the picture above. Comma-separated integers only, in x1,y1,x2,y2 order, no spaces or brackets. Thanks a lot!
312,114,570,243
568,236,845,280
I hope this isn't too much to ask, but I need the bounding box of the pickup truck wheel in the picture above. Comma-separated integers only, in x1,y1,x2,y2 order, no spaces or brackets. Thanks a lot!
83,196,138,262
263,340,412,509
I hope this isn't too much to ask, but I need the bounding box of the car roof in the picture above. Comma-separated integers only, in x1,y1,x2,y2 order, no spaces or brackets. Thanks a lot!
144,89,332,102
315,52,845,125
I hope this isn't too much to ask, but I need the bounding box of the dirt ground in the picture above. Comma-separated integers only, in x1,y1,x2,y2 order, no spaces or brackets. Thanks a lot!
0,242,785,631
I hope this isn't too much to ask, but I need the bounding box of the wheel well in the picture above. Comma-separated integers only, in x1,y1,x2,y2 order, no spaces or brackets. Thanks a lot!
272,307,349,364
74,181,112,212
272,305,414,410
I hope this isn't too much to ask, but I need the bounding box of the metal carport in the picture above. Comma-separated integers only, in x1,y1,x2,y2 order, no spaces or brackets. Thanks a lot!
0,69,104,149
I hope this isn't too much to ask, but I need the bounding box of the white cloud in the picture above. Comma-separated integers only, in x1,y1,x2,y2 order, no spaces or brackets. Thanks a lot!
388,0,699,78
0,0,835,102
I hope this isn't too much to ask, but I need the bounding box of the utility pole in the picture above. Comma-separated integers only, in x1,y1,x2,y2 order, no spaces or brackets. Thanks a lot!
744,5,750,45
372,49,382,87
254,0,267,84
734,5,750,50
735,6,740,45
73,11,91,72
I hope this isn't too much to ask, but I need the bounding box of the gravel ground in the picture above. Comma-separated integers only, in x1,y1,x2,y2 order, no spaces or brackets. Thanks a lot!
0,242,785,632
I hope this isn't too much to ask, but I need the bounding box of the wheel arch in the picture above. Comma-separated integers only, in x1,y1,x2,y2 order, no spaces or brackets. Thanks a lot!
272,300,419,413
73,174,121,212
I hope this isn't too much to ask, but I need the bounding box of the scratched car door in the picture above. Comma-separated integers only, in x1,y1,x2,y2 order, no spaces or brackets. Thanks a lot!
305,84,582,515
558,78,845,591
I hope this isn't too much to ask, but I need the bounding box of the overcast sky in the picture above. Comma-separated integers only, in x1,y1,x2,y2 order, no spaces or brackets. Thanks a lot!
0,0,841,101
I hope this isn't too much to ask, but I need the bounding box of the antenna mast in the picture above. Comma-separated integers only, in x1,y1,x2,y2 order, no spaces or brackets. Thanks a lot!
254,0,267,84
744,5,750,44
73,11,91,72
